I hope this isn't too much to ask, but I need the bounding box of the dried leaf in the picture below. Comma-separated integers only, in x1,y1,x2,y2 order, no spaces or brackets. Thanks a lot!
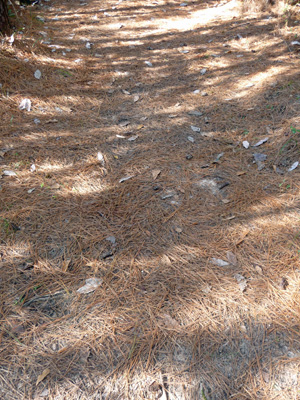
19,98,31,112
191,125,201,132
279,277,288,290
3,170,17,176
152,169,161,180
288,161,299,172
97,152,105,166
36,368,50,386
161,254,171,265
253,137,268,147
234,274,247,292
119,175,134,183
255,265,263,274
226,251,237,266
237,171,246,176
188,110,202,116
128,135,139,141
162,314,180,329
235,230,250,246
77,278,103,294
211,258,229,267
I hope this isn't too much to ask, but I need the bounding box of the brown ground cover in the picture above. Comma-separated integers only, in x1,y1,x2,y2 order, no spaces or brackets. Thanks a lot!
1,0,300,398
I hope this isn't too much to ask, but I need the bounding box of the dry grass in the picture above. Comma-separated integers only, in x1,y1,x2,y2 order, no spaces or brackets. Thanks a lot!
1,0,300,399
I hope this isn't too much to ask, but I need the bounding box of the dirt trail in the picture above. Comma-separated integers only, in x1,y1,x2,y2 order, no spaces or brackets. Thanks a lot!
1,0,300,399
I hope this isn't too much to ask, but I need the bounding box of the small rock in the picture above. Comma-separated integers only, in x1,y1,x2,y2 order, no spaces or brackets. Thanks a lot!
186,154,193,160
200,68,207,75
201,91,208,96
187,136,195,143
34,118,40,124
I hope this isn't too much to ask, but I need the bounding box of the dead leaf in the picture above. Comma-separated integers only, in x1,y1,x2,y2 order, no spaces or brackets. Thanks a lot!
237,171,246,176
226,251,237,266
162,313,180,329
45,119,58,124
255,265,263,274
211,258,229,267
279,277,288,290
235,230,250,246
62,259,71,272
77,278,103,294
36,368,50,386
137,124,144,130
161,254,171,265
152,169,161,180
234,274,247,292
175,227,182,233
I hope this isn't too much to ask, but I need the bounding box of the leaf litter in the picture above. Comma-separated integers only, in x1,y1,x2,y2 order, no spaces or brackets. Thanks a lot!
1,1,300,399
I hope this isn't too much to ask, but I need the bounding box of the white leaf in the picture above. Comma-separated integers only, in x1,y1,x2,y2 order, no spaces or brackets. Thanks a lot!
86,42,92,49
128,135,139,141
119,175,134,183
28,188,35,193
234,274,247,292
97,152,105,166
144,61,153,67
133,95,140,102
3,170,17,176
200,68,207,75
288,161,299,172
34,70,42,79
242,140,249,149
30,164,36,172
191,125,201,132
253,137,268,147
193,89,200,94
211,258,229,267
19,98,31,111
74,58,82,63
77,278,103,294
187,136,195,143
122,89,131,95
291,41,300,45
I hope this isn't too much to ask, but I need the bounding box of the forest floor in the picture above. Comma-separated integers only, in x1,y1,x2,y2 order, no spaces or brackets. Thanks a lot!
1,0,300,398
